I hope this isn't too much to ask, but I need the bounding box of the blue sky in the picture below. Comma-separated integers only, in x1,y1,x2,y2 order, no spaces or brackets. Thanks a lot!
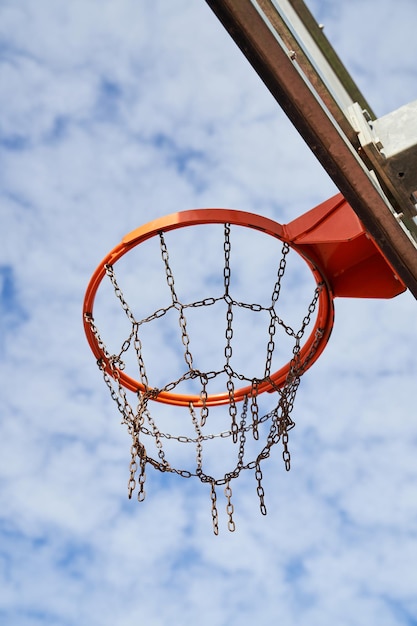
1,1,417,625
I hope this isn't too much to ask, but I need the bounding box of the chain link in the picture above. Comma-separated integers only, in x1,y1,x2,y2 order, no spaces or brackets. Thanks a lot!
159,232,194,369
133,325,150,388
250,381,260,441
271,242,290,303
143,404,170,469
159,233,178,301
190,403,203,472
211,483,219,535
222,226,239,443
84,314,113,362
282,429,291,471
255,462,267,515
199,374,209,427
105,264,137,325
236,396,248,470
128,438,139,499
223,223,231,296
296,283,322,341
137,456,146,502
224,481,235,532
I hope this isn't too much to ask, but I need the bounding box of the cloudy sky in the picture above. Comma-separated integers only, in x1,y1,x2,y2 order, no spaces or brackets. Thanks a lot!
1,1,417,625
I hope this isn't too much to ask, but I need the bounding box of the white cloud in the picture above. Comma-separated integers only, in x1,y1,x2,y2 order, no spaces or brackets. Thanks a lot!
1,0,417,625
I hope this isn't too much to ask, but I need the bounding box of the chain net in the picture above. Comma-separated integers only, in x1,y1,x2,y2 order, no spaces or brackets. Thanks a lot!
85,223,325,534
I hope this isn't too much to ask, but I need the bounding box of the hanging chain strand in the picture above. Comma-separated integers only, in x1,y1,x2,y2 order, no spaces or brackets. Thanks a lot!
137,455,147,502
200,374,209,427
250,380,260,441
128,434,139,499
224,481,236,532
282,429,291,471
88,224,327,533
159,231,194,369
236,396,248,471
223,223,238,442
255,461,267,515
211,483,219,535
128,398,149,500
265,243,290,377
190,403,204,473
223,223,232,299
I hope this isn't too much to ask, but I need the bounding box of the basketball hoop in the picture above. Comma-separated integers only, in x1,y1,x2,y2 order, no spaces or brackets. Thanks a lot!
83,207,335,533
84,209,334,403
83,197,404,533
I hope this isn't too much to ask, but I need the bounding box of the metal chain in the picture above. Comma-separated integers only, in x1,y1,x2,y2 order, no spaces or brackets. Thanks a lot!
211,483,219,535
159,232,178,302
105,264,137,325
282,429,291,471
139,404,274,442
236,396,248,470
128,435,139,499
250,380,260,441
255,461,267,515
190,403,203,473
133,324,150,388
84,314,113,363
128,397,148,501
265,243,291,377
141,403,170,470
296,283,322,341
223,224,239,443
227,376,238,444
223,223,231,296
199,374,209,427
89,226,325,532
271,242,290,304
159,231,194,369
137,455,146,502
264,310,277,378
224,305,234,364
224,481,235,532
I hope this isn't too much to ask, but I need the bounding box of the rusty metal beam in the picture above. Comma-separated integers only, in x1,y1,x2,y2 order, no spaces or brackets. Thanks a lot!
205,0,417,298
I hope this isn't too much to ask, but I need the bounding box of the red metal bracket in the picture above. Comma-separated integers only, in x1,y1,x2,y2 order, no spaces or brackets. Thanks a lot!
284,193,406,298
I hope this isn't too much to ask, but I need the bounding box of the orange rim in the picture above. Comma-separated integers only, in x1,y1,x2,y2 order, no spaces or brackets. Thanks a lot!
83,208,335,406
